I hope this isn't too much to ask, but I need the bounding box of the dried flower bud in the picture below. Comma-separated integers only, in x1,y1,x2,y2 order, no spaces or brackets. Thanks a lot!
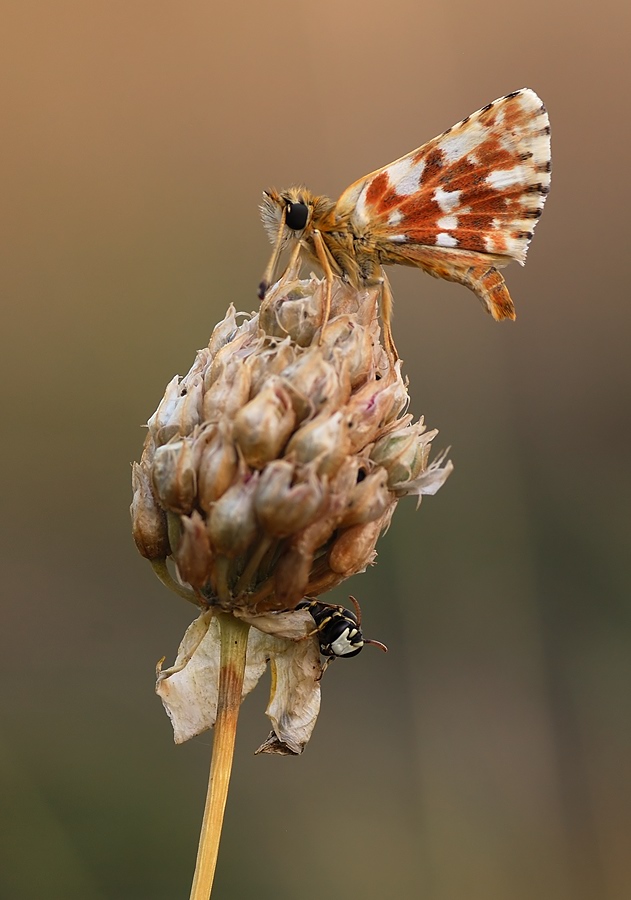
247,340,296,395
146,375,180,446
338,468,392,527
130,461,170,559
370,421,433,486
254,460,325,537
259,280,322,347
151,438,199,514
320,314,378,388
328,507,395,576
280,350,349,420
207,304,238,355
344,377,406,453
197,427,238,510
202,352,253,422
285,410,350,476
233,377,296,469
175,511,213,589
206,473,259,558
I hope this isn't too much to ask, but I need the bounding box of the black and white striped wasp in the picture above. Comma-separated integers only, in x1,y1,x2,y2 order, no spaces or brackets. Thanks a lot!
296,596,387,675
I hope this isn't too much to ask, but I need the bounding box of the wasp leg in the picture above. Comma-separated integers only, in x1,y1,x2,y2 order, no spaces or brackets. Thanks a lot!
317,656,335,680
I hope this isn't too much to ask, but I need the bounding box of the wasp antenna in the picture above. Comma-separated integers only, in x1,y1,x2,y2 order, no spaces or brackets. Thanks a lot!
364,638,388,653
348,595,362,626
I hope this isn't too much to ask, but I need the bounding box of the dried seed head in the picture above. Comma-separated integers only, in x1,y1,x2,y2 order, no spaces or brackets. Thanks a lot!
132,271,452,616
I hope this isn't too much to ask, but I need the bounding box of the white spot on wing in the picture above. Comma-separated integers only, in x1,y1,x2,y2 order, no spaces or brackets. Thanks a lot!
433,187,462,213
437,215,458,230
388,210,404,225
486,166,527,190
386,157,425,196
436,232,458,248
438,120,489,163
355,190,369,226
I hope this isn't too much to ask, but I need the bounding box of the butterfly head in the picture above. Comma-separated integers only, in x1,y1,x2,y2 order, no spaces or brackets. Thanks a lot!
259,187,324,299
260,187,313,244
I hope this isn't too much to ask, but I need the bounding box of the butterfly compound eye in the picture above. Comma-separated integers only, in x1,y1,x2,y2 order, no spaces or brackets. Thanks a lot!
285,201,309,231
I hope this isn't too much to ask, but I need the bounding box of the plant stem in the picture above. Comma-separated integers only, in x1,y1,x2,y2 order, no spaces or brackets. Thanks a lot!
189,614,250,900
150,559,200,606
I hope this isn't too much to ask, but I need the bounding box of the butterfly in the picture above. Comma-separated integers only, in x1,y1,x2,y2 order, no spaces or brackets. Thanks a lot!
259,88,551,360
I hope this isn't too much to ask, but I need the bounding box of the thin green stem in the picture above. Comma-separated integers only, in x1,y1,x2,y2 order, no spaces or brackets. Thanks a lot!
150,559,200,606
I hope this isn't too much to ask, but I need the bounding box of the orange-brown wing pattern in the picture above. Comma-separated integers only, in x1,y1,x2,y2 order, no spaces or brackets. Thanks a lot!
335,89,551,266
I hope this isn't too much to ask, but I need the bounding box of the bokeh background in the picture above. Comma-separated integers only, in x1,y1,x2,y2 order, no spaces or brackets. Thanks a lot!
2,1,630,898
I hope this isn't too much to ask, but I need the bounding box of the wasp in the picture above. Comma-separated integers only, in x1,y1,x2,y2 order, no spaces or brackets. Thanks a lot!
297,596,387,675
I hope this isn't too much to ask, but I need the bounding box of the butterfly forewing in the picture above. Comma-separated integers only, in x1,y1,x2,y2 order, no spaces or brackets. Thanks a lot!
335,88,551,266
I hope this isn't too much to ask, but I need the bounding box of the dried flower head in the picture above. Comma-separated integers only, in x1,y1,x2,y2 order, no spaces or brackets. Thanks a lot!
132,268,452,615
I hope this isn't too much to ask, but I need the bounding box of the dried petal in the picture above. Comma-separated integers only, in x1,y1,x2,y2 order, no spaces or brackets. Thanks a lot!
156,610,321,750
394,448,454,499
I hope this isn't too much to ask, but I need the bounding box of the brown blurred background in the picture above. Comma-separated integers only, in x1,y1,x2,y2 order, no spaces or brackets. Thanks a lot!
2,1,630,898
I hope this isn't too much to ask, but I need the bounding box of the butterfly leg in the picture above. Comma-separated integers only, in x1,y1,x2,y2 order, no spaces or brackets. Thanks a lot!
378,271,400,363
312,229,334,338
